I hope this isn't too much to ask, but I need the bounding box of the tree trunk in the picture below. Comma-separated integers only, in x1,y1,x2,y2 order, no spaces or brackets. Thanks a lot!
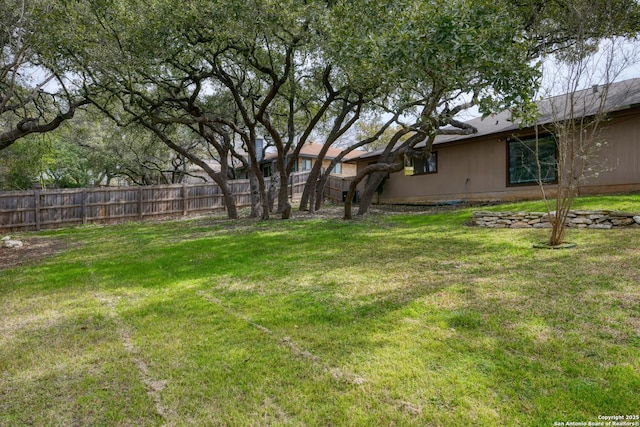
247,156,268,220
220,180,239,220
271,145,292,219
203,173,238,219
268,175,277,213
278,172,291,219
357,171,387,215
344,160,402,219
247,167,262,218
313,171,329,212
300,175,314,212
356,149,403,215
142,122,239,219
344,178,359,220
255,168,270,221
548,185,575,246
300,157,324,212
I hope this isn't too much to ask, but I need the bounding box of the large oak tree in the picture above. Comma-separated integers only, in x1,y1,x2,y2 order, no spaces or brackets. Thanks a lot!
26,0,640,221
1,0,89,151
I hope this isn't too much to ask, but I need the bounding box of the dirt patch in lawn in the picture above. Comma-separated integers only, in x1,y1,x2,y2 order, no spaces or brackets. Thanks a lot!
0,237,71,270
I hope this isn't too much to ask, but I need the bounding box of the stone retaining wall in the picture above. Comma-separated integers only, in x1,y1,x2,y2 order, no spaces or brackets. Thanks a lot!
472,210,640,229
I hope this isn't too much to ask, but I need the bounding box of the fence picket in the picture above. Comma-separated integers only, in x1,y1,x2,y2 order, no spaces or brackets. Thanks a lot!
82,189,88,225
34,190,41,231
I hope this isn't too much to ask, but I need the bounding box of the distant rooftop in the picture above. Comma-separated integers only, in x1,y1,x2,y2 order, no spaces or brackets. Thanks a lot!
262,141,366,162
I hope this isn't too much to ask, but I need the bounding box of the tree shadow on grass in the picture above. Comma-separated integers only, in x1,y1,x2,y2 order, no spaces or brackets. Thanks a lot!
4,216,639,425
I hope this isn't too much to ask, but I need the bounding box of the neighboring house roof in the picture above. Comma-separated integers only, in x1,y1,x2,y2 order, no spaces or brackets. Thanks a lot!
261,142,365,163
351,78,640,161
299,141,365,160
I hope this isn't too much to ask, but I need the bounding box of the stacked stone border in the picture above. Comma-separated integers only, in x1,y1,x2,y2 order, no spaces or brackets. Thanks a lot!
472,210,640,229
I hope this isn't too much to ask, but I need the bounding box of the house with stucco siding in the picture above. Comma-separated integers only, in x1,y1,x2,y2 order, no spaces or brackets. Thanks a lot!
347,78,640,205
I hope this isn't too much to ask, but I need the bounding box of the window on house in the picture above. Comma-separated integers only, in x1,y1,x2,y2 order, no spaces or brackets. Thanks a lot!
332,162,342,174
412,153,437,175
302,158,312,171
507,136,557,186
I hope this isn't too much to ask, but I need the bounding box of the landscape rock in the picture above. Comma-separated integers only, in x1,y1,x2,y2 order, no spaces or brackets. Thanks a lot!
472,209,640,231
570,217,593,225
611,218,635,226
611,211,636,217
2,239,23,248
533,222,553,228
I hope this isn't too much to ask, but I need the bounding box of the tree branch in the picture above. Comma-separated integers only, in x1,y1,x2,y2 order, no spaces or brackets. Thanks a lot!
0,99,90,150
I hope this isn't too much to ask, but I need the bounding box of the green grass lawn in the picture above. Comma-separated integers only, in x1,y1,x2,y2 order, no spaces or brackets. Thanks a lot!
1,195,639,426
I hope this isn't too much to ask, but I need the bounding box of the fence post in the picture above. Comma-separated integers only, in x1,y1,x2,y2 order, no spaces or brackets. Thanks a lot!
82,189,88,224
138,187,143,220
34,190,41,231
182,183,188,216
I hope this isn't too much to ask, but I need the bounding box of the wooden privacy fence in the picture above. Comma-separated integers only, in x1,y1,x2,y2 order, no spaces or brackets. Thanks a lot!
0,183,232,232
287,171,355,203
0,174,354,232
289,171,309,198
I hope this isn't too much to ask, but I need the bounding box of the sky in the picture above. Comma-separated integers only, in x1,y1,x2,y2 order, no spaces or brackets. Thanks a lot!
539,38,640,96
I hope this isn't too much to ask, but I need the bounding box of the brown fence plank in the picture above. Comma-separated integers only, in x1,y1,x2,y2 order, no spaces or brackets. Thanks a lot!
82,189,88,225
34,190,41,231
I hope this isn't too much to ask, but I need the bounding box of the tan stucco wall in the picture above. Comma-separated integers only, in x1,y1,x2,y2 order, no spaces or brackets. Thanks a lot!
297,158,357,177
587,114,640,186
356,110,640,204
328,160,357,177
375,137,533,204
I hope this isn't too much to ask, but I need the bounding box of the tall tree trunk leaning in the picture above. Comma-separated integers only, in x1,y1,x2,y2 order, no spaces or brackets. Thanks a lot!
344,160,403,219
301,157,324,213
303,142,336,213
306,116,398,212
348,127,421,217
313,148,361,211
356,170,391,215
140,122,240,219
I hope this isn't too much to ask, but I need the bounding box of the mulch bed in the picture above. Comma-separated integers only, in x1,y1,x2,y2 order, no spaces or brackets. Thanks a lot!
0,237,71,270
